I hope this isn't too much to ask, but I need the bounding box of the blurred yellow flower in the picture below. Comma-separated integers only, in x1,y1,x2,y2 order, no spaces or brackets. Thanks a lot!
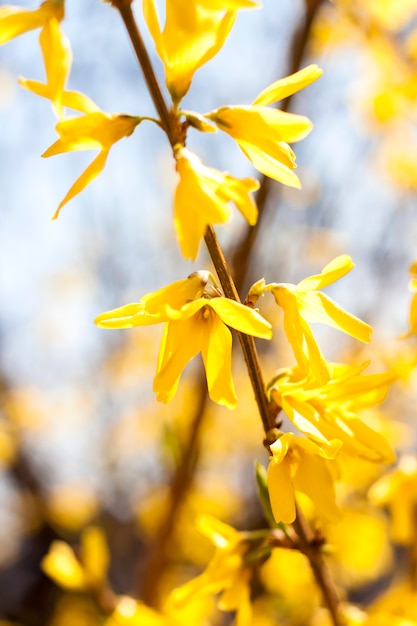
40,91,142,218
95,272,272,408
174,146,259,260
0,1,71,118
369,455,417,544
267,432,342,524
205,65,322,187
171,515,252,626
143,0,258,103
266,255,372,384
42,526,109,592
269,362,395,464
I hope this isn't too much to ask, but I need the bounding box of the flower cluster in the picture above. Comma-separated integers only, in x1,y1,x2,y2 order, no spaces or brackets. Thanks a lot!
1,2,402,625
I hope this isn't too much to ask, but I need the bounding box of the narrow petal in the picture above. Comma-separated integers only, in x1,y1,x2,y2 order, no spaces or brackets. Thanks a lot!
201,313,237,409
41,541,86,591
142,273,207,313
294,452,341,523
212,106,313,144
81,526,109,588
0,5,49,44
61,90,101,114
296,255,355,291
52,151,109,219
252,65,323,106
18,81,100,114
94,302,161,329
142,0,166,67
267,458,296,524
39,17,72,118
207,297,272,339
18,77,52,99
154,317,204,403
297,291,373,343
196,514,241,547
239,140,302,188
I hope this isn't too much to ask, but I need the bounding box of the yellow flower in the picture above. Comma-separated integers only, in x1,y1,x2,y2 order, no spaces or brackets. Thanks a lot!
171,515,253,626
269,362,395,464
143,0,258,103
369,455,417,544
205,65,322,187
174,146,259,260
41,526,110,591
267,432,342,524
266,255,372,384
0,1,71,118
95,271,272,409
40,91,142,218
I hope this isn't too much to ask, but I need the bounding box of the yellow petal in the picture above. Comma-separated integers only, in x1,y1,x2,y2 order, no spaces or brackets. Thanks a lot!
196,514,241,548
154,317,204,403
293,449,341,522
43,113,140,155
61,90,101,113
39,17,72,118
81,526,109,588
201,312,237,408
142,273,207,313
211,106,313,144
208,297,272,338
18,77,52,99
18,82,100,114
51,150,109,218
0,1,64,44
41,540,87,591
239,140,302,188
252,64,323,106
95,302,162,328
296,255,355,291
296,291,373,343
267,455,296,524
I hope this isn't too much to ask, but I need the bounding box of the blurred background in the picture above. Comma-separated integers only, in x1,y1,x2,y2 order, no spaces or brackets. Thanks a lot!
1,0,417,624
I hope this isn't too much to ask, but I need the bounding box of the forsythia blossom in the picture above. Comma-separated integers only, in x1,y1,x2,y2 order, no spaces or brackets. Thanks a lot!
205,65,323,188
39,91,142,218
269,362,395,463
369,455,417,544
0,0,71,117
266,255,372,384
174,146,259,260
171,515,253,626
95,272,272,409
267,433,342,524
143,0,259,103
42,526,109,591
